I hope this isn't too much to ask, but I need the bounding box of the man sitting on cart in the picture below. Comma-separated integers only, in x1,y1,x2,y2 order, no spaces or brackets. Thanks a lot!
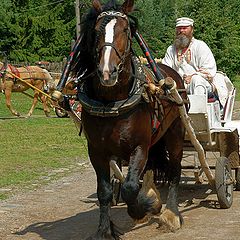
162,17,231,108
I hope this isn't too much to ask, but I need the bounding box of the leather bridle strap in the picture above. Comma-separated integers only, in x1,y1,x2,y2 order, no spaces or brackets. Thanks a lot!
98,42,124,61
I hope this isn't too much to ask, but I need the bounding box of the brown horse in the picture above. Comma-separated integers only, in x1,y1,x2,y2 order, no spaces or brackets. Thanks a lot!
67,0,188,238
0,61,54,117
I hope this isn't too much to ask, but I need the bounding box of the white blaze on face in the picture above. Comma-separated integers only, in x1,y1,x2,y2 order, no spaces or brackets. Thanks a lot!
103,18,117,77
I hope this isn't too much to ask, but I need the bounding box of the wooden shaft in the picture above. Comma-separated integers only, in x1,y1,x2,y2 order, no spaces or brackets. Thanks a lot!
6,71,53,99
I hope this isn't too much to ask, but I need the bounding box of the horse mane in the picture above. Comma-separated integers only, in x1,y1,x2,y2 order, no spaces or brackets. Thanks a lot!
71,0,138,78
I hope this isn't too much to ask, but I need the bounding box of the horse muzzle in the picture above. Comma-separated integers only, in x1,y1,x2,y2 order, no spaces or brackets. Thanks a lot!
99,69,119,87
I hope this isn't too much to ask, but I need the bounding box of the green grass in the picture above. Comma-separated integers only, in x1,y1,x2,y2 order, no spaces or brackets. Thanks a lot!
233,75,240,101
0,91,88,200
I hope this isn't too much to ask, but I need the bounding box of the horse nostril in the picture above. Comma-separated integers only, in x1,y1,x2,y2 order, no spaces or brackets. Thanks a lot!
112,66,118,74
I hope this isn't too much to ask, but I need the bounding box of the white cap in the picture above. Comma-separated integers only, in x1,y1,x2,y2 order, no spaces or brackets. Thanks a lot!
176,17,194,27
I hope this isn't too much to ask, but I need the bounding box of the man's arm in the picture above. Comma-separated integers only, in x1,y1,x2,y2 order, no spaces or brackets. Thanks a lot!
162,46,174,68
196,40,217,80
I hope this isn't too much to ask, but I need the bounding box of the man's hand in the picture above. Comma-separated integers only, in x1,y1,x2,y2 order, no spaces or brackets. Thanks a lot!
183,74,192,84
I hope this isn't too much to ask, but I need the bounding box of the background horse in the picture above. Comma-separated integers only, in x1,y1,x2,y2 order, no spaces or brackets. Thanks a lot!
68,0,188,238
0,61,54,117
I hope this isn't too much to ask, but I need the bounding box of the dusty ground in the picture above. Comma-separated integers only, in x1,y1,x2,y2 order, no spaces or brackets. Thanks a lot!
0,102,240,240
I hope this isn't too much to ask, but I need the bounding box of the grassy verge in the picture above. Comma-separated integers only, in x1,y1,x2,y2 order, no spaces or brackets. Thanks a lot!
0,91,88,200
233,75,240,101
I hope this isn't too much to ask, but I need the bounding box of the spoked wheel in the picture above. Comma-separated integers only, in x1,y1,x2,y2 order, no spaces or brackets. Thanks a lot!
69,99,82,120
215,157,233,209
110,160,122,206
55,107,69,118
111,178,121,206
235,168,240,191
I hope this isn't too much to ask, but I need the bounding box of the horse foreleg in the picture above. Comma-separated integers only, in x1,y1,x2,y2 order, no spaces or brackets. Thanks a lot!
27,90,40,117
4,87,20,116
121,146,162,222
88,150,120,240
40,94,51,117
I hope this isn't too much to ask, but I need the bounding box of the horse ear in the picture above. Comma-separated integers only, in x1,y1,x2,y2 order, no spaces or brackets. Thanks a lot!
92,0,102,12
121,0,134,14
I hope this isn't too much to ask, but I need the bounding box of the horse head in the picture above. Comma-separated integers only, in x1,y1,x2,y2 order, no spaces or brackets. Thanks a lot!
93,0,134,87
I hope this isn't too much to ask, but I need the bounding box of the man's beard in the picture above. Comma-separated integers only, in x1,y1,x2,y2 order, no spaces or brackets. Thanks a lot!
174,34,192,49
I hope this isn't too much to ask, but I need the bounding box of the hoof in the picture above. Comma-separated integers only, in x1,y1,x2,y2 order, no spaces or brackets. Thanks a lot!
134,214,151,224
44,111,51,117
86,231,121,240
13,111,20,117
159,208,182,232
86,221,122,240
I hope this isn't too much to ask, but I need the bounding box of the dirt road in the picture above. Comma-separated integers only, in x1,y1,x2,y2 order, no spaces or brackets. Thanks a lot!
0,102,240,240
1,162,240,240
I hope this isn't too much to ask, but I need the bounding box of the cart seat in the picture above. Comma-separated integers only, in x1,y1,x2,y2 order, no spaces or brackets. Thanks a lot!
221,87,236,124
185,94,221,147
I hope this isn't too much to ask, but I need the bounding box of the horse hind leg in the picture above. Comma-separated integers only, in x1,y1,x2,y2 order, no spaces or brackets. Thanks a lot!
159,121,184,231
27,90,40,117
136,170,162,223
159,183,183,231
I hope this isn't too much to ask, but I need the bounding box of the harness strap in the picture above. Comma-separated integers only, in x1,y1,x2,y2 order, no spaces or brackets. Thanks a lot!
78,56,146,117
8,64,20,78
25,66,33,79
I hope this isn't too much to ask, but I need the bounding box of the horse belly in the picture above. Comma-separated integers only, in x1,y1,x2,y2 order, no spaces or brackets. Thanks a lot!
12,81,30,92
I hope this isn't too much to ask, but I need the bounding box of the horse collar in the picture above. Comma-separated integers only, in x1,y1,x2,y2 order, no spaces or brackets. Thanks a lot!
77,56,146,117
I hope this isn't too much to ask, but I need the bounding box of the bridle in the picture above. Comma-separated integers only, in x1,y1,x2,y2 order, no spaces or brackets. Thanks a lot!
95,11,132,72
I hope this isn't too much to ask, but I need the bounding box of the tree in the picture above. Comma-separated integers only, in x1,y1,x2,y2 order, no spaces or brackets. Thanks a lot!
0,0,239,79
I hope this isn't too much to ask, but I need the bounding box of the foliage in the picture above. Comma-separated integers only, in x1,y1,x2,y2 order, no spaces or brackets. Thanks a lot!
0,0,240,79
0,0,87,62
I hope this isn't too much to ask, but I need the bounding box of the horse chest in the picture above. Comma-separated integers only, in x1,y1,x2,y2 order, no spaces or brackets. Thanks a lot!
82,117,134,152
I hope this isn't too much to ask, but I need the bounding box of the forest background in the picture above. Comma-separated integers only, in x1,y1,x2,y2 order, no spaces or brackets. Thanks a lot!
0,0,240,80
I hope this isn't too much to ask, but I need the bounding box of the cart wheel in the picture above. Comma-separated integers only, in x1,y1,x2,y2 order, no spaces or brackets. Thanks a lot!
55,108,69,118
235,168,240,191
215,157,233,209
110,161,122,206
111,178,121,206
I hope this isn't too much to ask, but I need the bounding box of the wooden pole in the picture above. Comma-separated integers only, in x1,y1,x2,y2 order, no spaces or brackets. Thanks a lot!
6,71,53,99
75,0,81,38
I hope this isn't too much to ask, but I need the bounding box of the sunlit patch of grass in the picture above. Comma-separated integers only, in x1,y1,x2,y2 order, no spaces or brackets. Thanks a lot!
233,75,240,101
0,91,88,199
0,193,8,200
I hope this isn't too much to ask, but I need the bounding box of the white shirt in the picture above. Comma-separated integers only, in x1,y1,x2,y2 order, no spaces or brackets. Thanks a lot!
162,38,217,80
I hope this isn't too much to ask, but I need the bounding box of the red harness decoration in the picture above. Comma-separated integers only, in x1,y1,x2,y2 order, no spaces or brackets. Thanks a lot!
8,64,20,78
